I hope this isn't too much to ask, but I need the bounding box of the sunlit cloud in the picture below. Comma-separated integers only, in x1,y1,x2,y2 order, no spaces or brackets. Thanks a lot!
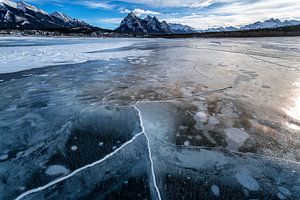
77,1,114,10
119,8,160,17
23,0,300,29
161,0,300,29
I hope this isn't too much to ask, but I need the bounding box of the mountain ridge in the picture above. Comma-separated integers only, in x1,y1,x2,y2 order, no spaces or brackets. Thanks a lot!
115,12,175,35
201,18,300,32
0,0,93,30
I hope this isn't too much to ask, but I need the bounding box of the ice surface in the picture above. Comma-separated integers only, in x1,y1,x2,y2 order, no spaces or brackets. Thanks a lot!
278,186,292,199
211,185,220,196
135,101,300,199
0,154,9,161
194,112,207,122
1,37,300,199
0,37,153,73
45,165,70,176
235,168,260,191
224,128,249,151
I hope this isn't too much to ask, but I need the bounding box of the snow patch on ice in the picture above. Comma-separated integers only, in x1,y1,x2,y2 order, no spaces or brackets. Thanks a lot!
0,37,153,74
235,168,260,191
45,165,70,176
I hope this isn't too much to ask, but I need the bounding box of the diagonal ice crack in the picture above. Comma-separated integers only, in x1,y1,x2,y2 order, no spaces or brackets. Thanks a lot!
15,131,144,200
133,104,162,200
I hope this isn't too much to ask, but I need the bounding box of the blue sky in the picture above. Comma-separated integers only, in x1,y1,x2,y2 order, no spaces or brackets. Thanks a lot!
25,0,300,29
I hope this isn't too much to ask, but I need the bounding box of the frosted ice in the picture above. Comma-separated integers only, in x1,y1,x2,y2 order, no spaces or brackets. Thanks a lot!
224,128,249,151
71,145,78,151
194,112,207,122
0,37,152,73
211,185,220,196
208,116,219,125
278,186,292,199
1,37,300,199
235,169,260,191
0,154,9,161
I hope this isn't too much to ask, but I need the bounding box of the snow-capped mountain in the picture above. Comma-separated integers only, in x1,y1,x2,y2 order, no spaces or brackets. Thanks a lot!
50,11,89,28
201,18,300,33
240,18,300,30
116,13,198,35
116,12,147,34
0,0,92,29
203,26,238,33
116,13,174,35
168,23,197,33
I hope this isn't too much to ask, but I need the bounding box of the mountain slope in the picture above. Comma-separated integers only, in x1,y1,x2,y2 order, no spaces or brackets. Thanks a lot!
0,0,93,30
116,13,174,35
240,18,300,30
116,12,147,34
168,23,197,33
201,18,300,33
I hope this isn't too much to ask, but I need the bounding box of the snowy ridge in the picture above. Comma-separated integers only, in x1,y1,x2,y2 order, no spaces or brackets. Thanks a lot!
0,0,92,29
201,18,300,32
0,0,17,8
240,18,300,30
17,1,48,16
15,132,144,200
51,11,73,23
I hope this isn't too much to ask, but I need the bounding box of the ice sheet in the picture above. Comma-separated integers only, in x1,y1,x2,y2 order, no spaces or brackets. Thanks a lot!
0,37,153,73
1,36,300,199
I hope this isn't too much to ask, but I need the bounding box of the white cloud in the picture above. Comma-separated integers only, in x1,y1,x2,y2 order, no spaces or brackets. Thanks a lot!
78,1,113,9
98,17,124,24
119,0,228,8
162,0,300,29
120,8,160,16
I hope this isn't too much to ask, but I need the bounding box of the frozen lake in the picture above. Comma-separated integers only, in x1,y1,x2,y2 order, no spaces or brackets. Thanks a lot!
0,36,300,200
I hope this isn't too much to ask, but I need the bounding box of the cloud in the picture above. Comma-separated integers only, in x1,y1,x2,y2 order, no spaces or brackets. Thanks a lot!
118,0,226,8
23,0,300,30
120,8,160,16
78,1,113,10
98,17,123,24
162,0,300,29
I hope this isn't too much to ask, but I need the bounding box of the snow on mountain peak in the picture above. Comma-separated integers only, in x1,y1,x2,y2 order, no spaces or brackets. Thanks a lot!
17,1,49,15
117,13,196,34
0,0,92,29
168,23,197,33
0,0,17,8
51,11,73,22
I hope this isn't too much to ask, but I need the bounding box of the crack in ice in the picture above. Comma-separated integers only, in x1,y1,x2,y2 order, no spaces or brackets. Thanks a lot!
133,103,162,200
15,132,144,200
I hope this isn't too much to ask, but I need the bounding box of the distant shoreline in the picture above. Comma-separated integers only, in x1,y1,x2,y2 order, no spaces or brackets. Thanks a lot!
1,25,300,38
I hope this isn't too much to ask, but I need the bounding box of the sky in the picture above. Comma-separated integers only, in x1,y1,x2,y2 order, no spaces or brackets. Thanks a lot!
24,0,300,30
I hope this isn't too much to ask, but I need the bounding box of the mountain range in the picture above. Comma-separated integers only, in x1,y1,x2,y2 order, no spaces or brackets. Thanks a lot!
115,12,196,35
0,0,299,36
0,0,92,30
202,18,300,32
